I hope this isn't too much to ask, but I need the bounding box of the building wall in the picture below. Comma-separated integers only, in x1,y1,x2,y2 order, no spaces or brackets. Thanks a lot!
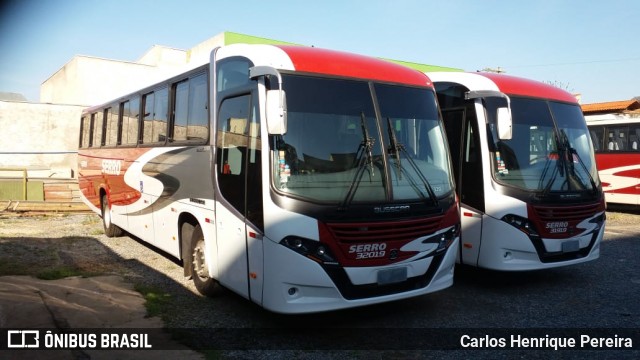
137,45,187,67
0,100,84,177
40,56,180,106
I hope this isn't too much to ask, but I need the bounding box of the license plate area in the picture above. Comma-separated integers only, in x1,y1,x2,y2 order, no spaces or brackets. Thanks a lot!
377,267,408,285
561,240,580,253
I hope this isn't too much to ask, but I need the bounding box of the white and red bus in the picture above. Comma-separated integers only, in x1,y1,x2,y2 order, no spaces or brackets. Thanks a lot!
78,44,460,313
586,114,640,205
427,71,605,271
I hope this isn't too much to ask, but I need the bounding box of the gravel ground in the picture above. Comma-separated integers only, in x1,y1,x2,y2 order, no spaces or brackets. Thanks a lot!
0,212,365,359
1,209,638,359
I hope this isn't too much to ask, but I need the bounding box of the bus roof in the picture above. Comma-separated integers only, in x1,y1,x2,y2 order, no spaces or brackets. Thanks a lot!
83,44,434,113
427,71,578,104
275,45,431,87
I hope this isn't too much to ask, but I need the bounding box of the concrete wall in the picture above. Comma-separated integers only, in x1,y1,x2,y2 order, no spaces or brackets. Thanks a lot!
0,100,84,178
137,45,187,67
40,56,181,106
186,33,226,65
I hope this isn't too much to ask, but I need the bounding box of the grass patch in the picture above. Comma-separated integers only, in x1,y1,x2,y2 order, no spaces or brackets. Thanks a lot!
90,228,104,236
134,283,172,318
36,266,85,280
81,216,101,225
0,259,30,276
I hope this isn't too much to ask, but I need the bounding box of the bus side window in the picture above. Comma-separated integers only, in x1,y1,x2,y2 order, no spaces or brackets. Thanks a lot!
142,91,155,144
588,126,603,152
142,88,168,144
217,59,250,93
171,73,208,143
121,97,140,146
154,87,168,143
80,116,90,148
608,127,628,151
187,73,208,141
172,80,189,142
92,112,103,147
631,126,640,151
105,105,119,146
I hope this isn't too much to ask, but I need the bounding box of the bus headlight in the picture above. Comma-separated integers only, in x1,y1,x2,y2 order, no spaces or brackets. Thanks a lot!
281,236,338,265
502,214,539,237
422,224,460,253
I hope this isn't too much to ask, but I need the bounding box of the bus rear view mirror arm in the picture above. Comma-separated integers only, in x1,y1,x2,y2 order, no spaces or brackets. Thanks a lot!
265,89,287,135
496,107,512,140
250,66,288,135
466,90,512,140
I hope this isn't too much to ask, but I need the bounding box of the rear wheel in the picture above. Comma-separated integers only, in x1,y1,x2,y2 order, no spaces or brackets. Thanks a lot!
191,225,218,296
101,195,124,237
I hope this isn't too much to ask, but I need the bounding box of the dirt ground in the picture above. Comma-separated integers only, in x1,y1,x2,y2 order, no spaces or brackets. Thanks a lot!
1,208,638,359
0,212,204,359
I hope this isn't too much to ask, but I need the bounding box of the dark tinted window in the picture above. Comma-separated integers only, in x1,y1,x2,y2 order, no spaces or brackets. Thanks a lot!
92,112,103,147
121,97,140,145
172,73,208,143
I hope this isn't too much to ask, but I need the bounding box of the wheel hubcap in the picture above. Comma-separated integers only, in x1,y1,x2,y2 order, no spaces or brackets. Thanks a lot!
193,240,207,279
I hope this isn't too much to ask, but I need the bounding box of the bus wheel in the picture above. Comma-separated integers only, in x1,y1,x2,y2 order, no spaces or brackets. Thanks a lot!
101,195,123,237
191,225,218,297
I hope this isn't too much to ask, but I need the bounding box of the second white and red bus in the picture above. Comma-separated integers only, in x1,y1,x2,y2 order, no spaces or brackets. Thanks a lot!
427,71,606,271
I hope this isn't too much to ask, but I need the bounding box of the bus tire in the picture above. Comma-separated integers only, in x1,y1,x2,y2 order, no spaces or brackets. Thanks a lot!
190,225,218,297
101,195,124,237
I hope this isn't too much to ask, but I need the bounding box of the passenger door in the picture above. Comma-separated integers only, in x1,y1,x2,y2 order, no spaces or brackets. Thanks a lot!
215,93,264,302
442,106,484,265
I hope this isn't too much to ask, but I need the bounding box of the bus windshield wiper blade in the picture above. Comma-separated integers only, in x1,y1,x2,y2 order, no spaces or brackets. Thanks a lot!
386,117,438,206
560,129,597,193
387,117,403,179
537,151,554,191
339,112,375,211
568,147,598,194
541,132,567,196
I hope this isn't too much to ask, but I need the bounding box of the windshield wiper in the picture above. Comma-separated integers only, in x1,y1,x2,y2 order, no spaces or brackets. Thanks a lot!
339,112,376,211
386,117,438,206
560,130,598,194
541,131,568,196
558,129,597,193
541,130,597,196
539,149,563,195
569,147,598,194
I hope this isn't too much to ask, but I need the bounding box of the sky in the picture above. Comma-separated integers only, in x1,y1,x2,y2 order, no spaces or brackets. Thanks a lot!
0,0,638,104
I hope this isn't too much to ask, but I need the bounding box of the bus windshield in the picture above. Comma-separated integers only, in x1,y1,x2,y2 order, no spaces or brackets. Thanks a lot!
272,74,453,205
487,97,599,194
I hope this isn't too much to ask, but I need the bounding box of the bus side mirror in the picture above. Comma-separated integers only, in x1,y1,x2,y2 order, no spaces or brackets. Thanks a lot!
266,89,287,135
497,107,512,140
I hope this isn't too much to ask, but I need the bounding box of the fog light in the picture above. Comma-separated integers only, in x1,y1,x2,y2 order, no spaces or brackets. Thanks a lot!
288,287,297,296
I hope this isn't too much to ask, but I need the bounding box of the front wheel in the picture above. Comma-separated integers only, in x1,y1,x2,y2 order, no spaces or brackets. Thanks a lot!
101,195,124,237
190,225,218,296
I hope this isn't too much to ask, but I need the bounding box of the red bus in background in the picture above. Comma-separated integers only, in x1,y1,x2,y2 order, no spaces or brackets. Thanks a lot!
586,115,640,206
